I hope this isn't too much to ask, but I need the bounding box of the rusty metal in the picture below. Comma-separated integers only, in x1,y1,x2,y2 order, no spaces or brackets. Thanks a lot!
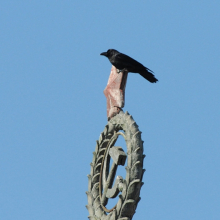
103,66,128,120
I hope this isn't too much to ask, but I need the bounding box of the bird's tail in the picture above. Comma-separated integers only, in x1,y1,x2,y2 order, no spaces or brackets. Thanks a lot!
139,70,158,83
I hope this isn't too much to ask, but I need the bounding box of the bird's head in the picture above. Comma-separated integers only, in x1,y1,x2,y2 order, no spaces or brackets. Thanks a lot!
100,49,119,58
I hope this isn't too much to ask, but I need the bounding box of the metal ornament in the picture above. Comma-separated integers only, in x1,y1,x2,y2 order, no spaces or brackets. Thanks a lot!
86,111,145,220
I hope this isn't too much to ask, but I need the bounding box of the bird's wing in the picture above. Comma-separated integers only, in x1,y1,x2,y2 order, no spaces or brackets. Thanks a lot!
115,53,142,67
114,53,154,73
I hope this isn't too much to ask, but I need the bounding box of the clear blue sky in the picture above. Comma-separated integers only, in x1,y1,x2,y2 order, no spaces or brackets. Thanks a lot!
0,1,219,220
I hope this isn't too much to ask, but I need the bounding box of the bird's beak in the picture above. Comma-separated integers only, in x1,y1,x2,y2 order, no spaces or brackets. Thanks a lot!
100,52,107,57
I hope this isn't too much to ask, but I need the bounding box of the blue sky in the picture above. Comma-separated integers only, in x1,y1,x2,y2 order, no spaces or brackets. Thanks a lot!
0,1,219,220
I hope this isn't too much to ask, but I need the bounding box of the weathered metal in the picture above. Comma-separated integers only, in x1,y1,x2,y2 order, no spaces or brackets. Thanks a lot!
86,111,145,220
103,66,128,120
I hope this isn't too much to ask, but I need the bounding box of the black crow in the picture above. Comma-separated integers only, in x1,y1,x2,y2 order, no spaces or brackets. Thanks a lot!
100,49,158,83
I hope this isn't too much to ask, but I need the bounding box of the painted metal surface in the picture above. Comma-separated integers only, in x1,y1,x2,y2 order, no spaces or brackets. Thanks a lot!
86,111,145,220
103,66,128,120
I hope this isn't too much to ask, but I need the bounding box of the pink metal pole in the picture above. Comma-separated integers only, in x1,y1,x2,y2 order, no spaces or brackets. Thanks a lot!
103,66,128,120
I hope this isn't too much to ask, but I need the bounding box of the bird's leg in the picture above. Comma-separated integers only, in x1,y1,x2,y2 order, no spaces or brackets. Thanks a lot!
117,68,128,74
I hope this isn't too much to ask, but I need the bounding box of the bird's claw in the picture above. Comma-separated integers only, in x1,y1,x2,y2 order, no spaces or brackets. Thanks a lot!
117,68,127,73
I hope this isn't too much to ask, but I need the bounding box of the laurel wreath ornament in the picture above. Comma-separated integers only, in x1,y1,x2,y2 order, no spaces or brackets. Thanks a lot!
86,111,145,220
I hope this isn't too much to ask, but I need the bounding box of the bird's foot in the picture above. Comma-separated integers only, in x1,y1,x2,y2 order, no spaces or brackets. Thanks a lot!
117,68,128,73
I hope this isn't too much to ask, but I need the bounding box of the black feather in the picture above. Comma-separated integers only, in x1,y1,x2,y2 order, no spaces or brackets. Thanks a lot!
100,49,158,83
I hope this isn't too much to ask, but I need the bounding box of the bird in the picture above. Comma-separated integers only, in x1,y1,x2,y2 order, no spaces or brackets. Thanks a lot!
100,49,158,83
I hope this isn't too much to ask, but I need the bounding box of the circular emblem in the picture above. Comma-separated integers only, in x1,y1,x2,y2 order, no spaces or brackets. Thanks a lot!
86,111,145,220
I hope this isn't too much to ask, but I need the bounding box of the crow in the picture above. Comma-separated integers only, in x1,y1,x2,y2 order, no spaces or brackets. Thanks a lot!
100,49,158,83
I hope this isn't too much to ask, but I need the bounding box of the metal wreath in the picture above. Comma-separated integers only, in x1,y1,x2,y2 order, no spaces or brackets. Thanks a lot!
86,111,145,220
